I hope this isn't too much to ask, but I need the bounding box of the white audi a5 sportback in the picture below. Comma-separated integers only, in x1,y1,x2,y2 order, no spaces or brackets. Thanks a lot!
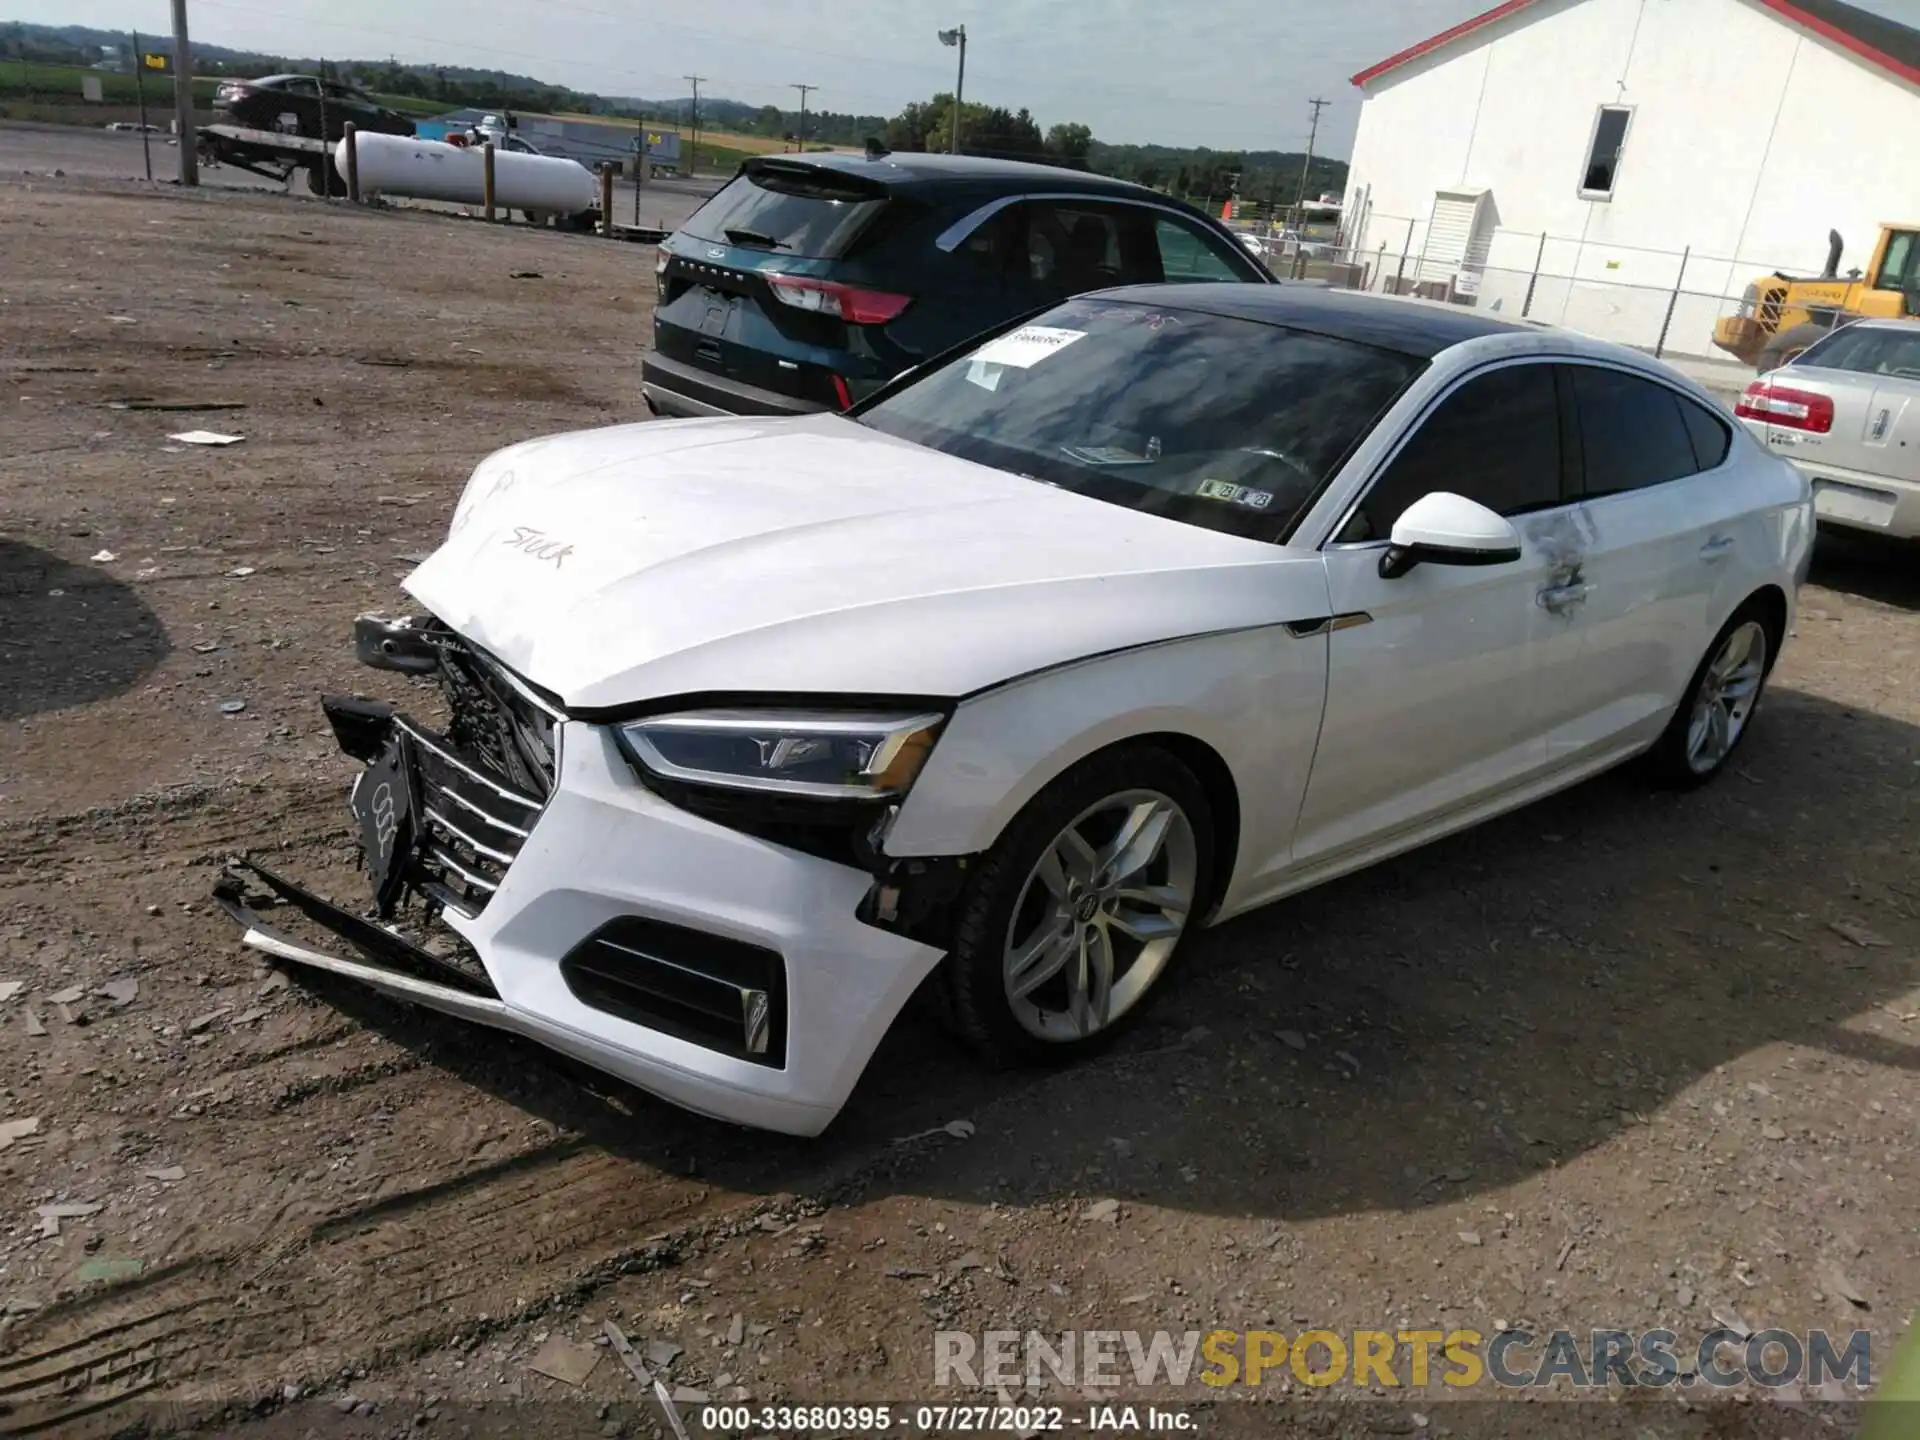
218,285,1814,1136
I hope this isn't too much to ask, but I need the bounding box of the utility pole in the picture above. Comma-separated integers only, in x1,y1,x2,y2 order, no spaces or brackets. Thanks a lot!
683,74,705,175
1292,96,1329,225
170,0,198,184
938,26,966,154
791,83,815,152
131,29,153,182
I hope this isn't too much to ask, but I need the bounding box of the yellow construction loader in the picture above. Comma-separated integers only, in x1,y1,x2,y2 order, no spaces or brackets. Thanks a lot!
1713,223,1920,373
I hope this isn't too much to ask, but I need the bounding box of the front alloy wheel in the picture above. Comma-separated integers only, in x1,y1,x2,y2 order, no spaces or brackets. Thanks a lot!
1003,791,1198,1042
939,744,1214,1066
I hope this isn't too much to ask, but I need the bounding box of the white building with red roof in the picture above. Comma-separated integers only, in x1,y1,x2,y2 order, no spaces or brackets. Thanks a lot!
1340,0,1920,355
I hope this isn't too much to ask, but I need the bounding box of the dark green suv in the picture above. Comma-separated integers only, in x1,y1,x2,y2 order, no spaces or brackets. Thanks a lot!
642,149,1273,418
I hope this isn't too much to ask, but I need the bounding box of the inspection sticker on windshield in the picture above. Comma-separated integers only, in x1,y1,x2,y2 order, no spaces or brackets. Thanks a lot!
969,325,1087,369
1197,478,1273,510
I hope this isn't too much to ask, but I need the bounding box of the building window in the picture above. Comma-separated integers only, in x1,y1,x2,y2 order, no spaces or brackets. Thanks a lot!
1579,106,1632,200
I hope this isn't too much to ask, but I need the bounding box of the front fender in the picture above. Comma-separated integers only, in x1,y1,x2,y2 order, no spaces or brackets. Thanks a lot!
883,624,1331,918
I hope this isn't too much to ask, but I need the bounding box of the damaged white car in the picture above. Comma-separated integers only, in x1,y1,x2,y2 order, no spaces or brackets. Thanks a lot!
217,286,1814,1136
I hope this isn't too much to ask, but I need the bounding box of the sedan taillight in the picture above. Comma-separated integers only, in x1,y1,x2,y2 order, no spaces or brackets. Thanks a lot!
1735,380,1834,434
765,274,911,325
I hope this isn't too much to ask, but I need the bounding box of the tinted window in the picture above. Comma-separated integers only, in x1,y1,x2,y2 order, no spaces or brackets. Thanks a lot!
856,296,1423,541
1339,364,1562,543
1581,107,1631,196
1680,397,1732,470
1021,203,1156,292
1154,216,1254,281
1800,323,1920,378
680,167,886,258
1569,366,1700,498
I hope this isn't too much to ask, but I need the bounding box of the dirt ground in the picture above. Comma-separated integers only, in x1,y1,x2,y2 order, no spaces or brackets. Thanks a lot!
1,176,1916,1440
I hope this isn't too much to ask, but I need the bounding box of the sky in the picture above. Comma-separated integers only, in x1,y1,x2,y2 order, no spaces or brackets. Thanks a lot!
27,0,1920,156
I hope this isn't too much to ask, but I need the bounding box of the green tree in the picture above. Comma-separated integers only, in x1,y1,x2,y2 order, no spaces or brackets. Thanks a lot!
1045,121,1092,164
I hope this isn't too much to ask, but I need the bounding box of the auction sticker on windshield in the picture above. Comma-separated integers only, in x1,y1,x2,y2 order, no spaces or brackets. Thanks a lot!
970,326,1087,369
1197,478,1274,509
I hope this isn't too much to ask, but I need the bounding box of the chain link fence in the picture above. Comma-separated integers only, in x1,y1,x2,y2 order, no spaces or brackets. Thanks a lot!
1240,213,1815,366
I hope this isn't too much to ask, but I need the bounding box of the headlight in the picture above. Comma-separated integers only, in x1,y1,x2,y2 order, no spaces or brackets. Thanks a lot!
619,710,945,800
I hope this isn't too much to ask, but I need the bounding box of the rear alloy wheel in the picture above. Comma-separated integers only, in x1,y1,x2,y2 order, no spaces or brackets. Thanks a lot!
941,746,1212,1066
1644,607,1775,787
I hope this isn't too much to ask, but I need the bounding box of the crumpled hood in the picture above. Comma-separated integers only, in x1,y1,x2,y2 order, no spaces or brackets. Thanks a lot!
404,413,1317,707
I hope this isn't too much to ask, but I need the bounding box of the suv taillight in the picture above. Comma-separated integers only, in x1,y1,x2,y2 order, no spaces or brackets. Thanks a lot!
1735,380,1834,433
765,274,911,325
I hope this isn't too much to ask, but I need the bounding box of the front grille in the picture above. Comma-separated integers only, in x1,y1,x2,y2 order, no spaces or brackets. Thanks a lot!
559,917,788,1067
402,718,544,912
409,629,561,913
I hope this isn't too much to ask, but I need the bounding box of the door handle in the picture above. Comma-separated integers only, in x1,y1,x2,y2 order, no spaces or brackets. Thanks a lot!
1699,534,1736,561
1537,582,1590,615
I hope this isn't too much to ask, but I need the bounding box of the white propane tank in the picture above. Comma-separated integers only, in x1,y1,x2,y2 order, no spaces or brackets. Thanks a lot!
334,132,598,216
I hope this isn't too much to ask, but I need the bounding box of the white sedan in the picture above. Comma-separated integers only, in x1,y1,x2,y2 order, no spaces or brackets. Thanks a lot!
217,285,1814,1136
1735,317,1920,539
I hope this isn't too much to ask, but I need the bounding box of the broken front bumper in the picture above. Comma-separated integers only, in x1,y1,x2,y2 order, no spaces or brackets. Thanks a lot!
217,694,946,1137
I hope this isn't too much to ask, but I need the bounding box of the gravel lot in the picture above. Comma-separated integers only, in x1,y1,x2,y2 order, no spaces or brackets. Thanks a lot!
1,175,1916,1439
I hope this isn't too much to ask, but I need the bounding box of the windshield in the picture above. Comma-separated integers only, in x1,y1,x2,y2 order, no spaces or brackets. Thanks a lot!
854,296,1424,540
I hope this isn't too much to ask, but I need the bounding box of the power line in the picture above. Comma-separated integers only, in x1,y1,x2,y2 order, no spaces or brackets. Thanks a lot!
791,82,815,150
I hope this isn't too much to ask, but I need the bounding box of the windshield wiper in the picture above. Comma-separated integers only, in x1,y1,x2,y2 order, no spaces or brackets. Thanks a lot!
722,227,791,250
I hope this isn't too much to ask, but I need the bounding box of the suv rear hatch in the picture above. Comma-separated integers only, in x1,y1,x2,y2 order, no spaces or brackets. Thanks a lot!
653,159,914,409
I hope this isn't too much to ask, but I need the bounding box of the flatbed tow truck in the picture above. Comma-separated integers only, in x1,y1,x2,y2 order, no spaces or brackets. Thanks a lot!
196,122,339,194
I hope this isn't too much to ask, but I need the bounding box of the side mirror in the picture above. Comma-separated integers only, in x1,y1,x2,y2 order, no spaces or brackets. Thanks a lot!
1378,491,1523,579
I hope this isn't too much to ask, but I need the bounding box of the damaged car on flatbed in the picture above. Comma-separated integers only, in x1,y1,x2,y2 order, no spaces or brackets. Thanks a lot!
218,284,1814,1136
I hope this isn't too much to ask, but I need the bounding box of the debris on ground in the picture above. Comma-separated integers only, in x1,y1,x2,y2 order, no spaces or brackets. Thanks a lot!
76,1257,144,1283
36,1202,103,1238
168,430,245,446
218,699,247,716
1082,1198,1121,1224
0,1118,42,1152
142,1165,187,1182
1829,919,1892,948
108,399,246,412
0,981,22,1003
23,1010,47,1037
90,549,117,562
98,978,137,1006
1277,1029,1307,1051
527,1334,601,1387
891,1118,977,1145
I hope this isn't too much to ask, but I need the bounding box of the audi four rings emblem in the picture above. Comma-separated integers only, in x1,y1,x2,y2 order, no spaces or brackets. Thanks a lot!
370,781,398,852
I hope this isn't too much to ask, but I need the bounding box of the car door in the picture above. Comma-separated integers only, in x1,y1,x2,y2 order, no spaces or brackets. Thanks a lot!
1290,360,1578,868
1550,362,1740,761
276,78,322,137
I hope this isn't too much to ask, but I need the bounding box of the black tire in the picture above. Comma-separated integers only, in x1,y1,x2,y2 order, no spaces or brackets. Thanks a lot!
301,161,330,198
1757,320,1832,375
1641,600,1780,789
940,744,1214,1069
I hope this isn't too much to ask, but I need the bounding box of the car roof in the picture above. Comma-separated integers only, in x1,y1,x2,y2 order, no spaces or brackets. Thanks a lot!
1084,282,1540,359
752,149,1168,199
249,74,310,86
